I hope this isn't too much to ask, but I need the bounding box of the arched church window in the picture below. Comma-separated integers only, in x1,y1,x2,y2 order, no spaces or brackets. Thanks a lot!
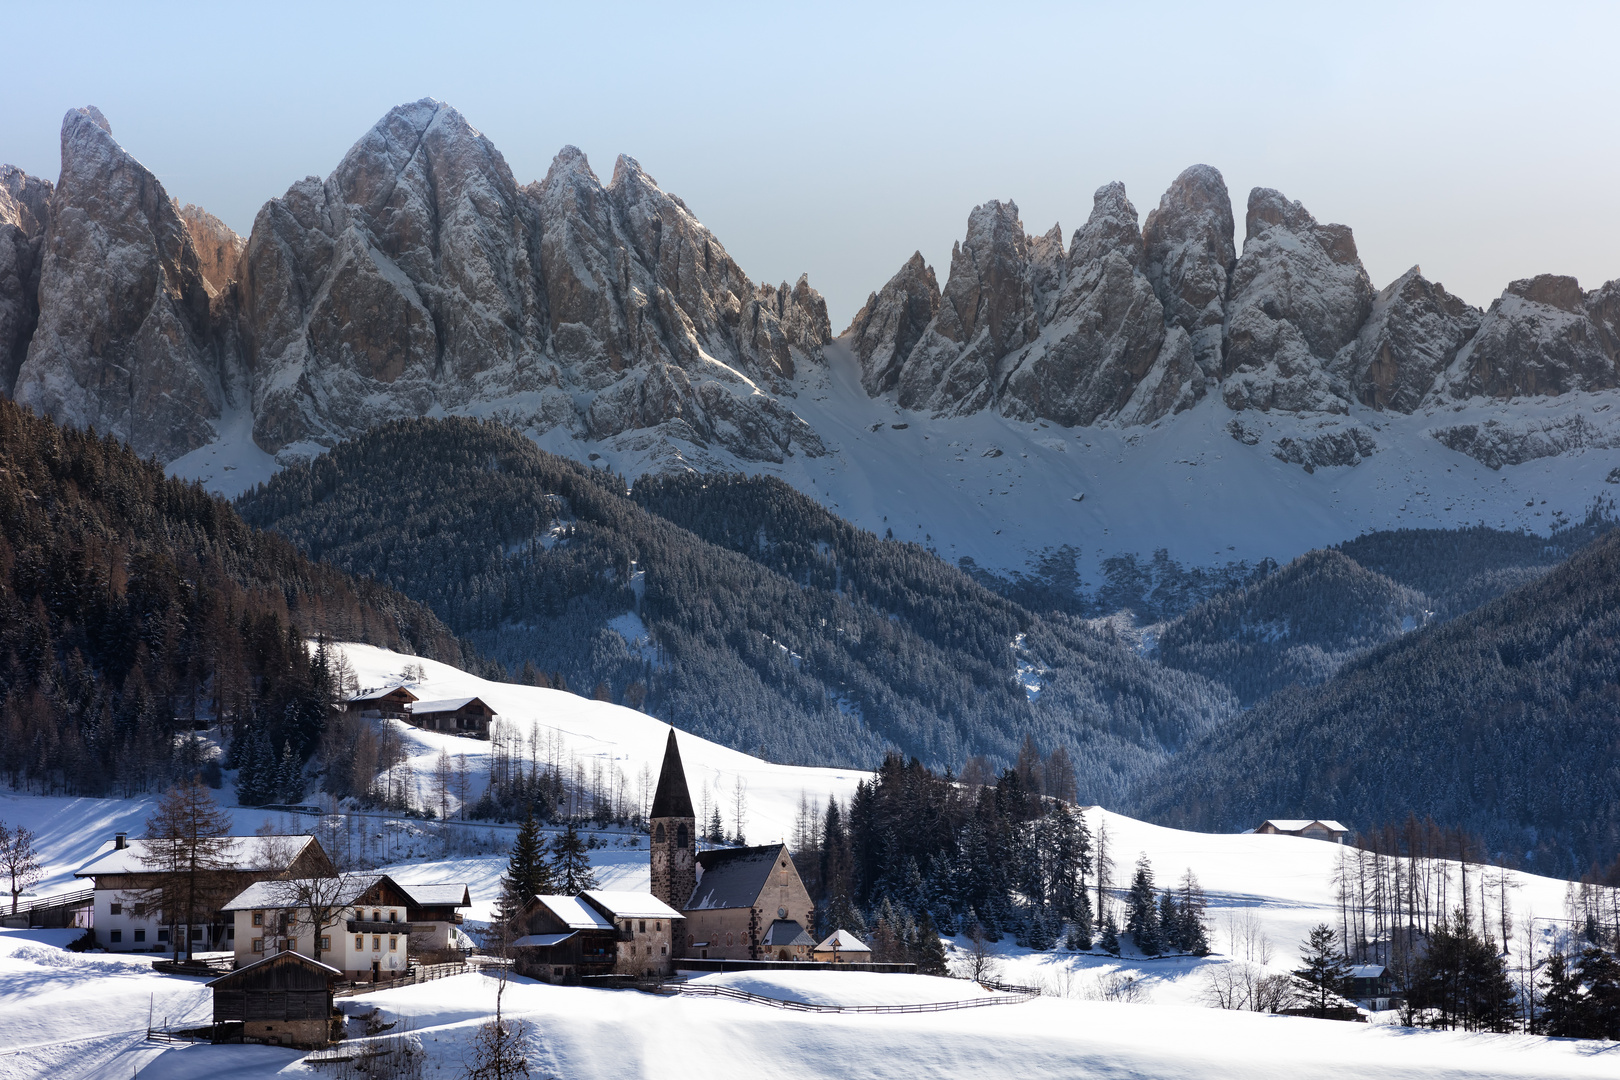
676,824,688,847
654,822,665,843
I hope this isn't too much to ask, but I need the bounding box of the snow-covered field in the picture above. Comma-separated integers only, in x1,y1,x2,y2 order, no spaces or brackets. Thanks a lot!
1,644,1612,1077
172,344,1620,585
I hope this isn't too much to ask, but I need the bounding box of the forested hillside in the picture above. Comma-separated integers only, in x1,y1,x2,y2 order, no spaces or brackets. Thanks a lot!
0,398,481,798
1130,527,1620,873
237,419,1235,796
1155,550,1430,704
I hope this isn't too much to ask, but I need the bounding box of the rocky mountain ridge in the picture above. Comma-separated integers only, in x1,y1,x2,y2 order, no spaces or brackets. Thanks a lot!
847,169,1620,461
2,100,832,464
1,99,1618,479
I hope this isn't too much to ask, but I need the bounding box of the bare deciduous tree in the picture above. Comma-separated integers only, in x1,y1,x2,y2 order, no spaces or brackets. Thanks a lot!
0,822,42,915
135,777,236,960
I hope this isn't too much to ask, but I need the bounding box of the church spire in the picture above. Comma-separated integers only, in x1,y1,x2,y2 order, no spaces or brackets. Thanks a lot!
651,728,694,818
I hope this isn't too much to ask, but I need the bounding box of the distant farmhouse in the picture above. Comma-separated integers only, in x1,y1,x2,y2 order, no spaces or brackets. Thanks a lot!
343,684,495,737
514,890,683,981
207,950,342,1049
1254,819,1349,844
75,832,334,953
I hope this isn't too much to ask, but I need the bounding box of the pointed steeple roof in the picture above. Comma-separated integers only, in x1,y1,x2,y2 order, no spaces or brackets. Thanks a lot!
650,728,694,818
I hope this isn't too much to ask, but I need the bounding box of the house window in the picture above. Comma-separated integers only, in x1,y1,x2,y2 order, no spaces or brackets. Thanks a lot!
134,930,145,942
133,903,146,917
655,921,662,932
252,911,263,927
639,920,646,933
252,938,264,953
320,936,332,952
373,936,381,951
110,930,122,943
373,910,381,922
191,926,202,941
389,911,397,922
356,935,364,950
110,903,122,916
227,926,235,940
389,937,398,951
158,929,169,942
660,944,667,955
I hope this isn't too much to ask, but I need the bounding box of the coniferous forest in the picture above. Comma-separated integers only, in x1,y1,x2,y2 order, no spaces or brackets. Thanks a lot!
0,397,483,798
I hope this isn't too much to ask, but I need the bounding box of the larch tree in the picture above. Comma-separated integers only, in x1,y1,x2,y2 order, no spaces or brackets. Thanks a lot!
137,777,237,960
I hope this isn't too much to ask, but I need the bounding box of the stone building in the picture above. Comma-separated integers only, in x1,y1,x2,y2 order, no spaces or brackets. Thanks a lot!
648,727,816,961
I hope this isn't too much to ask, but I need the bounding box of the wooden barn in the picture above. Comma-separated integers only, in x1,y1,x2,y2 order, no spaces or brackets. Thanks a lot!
207,949,341,1049
406,695,496,736
1254,819,1350,844
345,685,418,720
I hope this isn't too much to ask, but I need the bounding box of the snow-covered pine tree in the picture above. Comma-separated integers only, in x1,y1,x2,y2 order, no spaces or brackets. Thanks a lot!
1176,870,1211,956
1100,908,1121,955
505,812,552,909
914,911,950,975
1158,889,1182,952
1294,923,1353,1017
1125,854,1162,955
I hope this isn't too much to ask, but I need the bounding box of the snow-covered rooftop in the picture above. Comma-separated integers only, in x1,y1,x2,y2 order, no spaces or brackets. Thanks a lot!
582,890,682,920
74,835,319,878
534,894,613,930
815,929,870,952
221,873,387,911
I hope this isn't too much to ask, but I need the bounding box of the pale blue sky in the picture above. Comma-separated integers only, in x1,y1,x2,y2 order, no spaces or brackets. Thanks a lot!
4,0,1617,327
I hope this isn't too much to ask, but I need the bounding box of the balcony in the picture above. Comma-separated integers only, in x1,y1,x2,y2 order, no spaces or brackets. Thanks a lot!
346,919,416,934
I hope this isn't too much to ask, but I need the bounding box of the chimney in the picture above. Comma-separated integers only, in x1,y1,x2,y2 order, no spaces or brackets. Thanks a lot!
114,832,127,850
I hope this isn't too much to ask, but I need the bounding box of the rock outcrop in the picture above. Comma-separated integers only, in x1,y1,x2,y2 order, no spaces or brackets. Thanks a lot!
855,184,1202,428
176,203,244,297
845,252,941,395
0,165,52,395
1348,267,1481,412
1142,164,1235,377
999,183,1198,426
1436,275,1620,401
13,108,222,460
889,199,1038,416
1222,188,1374,414
234,100,828,462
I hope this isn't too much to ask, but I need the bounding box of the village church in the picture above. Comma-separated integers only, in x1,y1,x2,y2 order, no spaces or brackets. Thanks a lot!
649,730,817,961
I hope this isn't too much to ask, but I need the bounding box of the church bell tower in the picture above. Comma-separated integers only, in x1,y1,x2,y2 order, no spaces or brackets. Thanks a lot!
649,728,697,912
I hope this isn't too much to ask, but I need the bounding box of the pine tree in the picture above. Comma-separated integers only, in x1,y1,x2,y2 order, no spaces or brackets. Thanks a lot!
504,813,552,910
1100,908,1121,956
1158,889,1181,952
1176,870,1211,956
1026,906,1056,951
914,911,949,976
551,822,597,893
1294,923,1352,1018
1541,952,1582,1036
1125,854,1162,955
277,741,303,803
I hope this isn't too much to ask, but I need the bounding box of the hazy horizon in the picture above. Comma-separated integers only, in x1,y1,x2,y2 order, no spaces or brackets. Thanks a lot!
5,1,1618,328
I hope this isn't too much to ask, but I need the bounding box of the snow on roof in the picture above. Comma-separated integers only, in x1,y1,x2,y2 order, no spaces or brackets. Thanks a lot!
1260,819,1348,833
348,684,417,703
687,845,787,911
400,882,471,908
535,894,614,930
512,933,576,948
582,890,683,920
408,696,482,713
1349,964,1386,979
207,949,342,986
815,929,871,952
75,835,319,878
222,873,386,911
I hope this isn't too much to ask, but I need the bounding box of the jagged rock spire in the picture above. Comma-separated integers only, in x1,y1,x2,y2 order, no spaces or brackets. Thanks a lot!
650,728,695,819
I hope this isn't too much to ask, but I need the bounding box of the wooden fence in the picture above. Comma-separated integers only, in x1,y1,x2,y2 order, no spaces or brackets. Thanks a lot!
334,959,469,997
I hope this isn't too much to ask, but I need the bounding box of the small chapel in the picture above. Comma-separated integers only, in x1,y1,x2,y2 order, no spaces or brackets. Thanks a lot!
649,730,817,961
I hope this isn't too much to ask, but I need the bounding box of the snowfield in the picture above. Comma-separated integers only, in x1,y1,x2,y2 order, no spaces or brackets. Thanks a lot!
0,643,1613,1077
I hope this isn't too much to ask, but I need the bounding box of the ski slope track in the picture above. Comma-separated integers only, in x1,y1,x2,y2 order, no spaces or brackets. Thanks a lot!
172,344,1620,589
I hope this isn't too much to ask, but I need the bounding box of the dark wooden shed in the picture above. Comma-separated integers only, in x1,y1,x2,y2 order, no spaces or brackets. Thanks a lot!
208,949,341,1048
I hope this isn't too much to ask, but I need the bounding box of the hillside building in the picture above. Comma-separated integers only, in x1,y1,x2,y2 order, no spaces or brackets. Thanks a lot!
344,684,417,720
74,833,333,954
812,929,872,963
406,695,496,736
1255,819,1350,843
399,881,473,956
